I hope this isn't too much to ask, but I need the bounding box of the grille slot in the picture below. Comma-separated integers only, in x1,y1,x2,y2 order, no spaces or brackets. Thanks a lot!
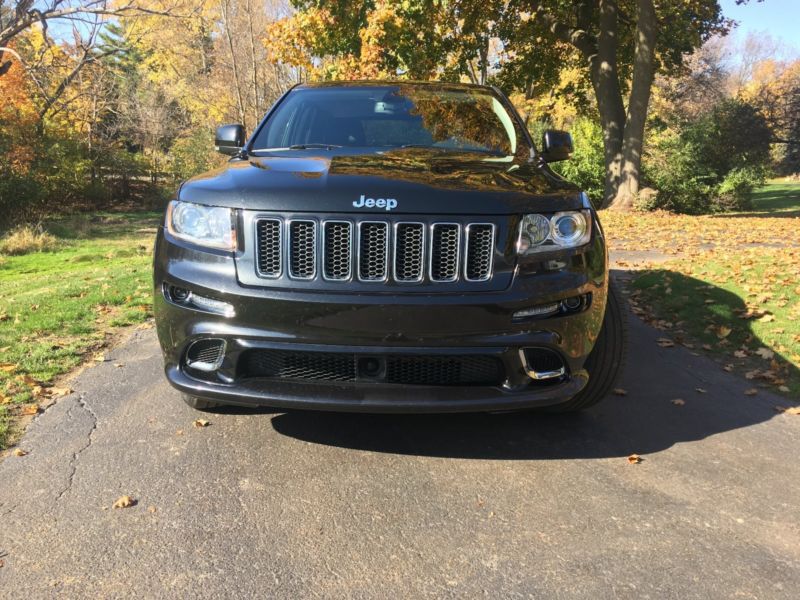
238,349,505,386
256,219,282,277
430,224,460,281
289,220,316,279
465,224,495,281
323,221,352,280
394,223,425,282
358,222,389,281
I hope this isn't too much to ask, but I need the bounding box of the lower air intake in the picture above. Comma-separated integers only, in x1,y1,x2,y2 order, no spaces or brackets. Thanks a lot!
238,350,505,387
185,339,226,372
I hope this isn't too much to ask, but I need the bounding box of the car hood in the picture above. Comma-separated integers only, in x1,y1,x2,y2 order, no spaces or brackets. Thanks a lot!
178,149,582,215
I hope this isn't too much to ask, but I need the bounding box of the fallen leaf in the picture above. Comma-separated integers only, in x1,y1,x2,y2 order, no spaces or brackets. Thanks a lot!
734,350,748,358
786,407,800,415
723,364,734,372
112,495,136,509
744,388,758,396
20,404,39,416
758,314,776,323
613,388,628,396
755,348,775,360
193,419,210,428
695,388,707,394
48,387,72,397
148,506,157,513
778,385,790,393
627,454,642,464
717,326,732,339
12,448,28,456
0,363,16,373
656,338,675,348
671,399,685,406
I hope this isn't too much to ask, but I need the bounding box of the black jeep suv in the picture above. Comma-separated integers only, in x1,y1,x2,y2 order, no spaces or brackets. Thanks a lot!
153,81,626,413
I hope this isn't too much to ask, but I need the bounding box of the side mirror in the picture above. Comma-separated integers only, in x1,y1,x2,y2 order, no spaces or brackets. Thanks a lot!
540,130,573,162
215,124,246,155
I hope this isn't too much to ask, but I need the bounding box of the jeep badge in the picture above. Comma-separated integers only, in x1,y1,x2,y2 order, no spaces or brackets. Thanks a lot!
353,195,397,211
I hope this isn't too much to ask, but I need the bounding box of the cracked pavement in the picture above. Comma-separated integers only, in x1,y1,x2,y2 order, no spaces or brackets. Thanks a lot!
1,308,800,598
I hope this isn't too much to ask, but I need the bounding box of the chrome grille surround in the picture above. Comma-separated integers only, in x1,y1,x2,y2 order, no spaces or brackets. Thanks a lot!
322,221,353,281
288,220,317,280
357,221,389,282
464,223,496,282
255,218,282,278
430,223,461,282
393,222,425,283
252,217,497,285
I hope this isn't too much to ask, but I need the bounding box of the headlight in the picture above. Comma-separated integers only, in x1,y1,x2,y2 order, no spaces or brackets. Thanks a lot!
167,201,236,250
518,210,591,255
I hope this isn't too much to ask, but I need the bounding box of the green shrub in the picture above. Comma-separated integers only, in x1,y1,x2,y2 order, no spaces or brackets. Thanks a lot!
549,117,605,208
710,167,766,212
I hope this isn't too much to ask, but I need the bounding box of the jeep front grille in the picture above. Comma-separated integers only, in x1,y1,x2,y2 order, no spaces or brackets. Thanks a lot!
254,218,496,285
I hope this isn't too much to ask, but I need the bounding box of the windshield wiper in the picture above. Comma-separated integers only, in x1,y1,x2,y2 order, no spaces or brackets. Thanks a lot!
398,144,504,156
250,144,344,152
288,143,343,150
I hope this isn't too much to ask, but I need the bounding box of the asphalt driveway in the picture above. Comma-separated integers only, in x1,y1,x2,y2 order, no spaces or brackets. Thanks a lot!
1,293,799,598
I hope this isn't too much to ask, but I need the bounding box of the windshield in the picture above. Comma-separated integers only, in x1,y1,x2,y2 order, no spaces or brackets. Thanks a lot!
250,85,524,156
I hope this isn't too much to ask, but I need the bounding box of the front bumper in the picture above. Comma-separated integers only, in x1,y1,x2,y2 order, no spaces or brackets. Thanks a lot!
153,222,608,413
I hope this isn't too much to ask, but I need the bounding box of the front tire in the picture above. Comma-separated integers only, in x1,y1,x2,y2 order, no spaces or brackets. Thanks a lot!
182,393,225,411
548,280,628,412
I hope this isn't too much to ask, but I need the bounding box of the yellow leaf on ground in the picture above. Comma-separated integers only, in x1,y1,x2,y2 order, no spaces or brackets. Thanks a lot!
112,495,136,509
717,326,732,339
671,399,685,406
20,404,39,416
12,448,28,457
627,454,642,464
0,364,16,373
744,388,758,396
193,419,210,428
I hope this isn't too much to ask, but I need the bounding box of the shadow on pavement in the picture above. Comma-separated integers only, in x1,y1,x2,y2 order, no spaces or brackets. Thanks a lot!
268,269,787,460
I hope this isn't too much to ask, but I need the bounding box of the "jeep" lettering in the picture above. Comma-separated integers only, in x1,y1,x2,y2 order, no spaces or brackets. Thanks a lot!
353,195,397,211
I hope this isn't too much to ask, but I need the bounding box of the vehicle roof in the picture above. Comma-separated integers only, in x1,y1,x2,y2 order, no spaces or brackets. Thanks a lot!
294,80,495,92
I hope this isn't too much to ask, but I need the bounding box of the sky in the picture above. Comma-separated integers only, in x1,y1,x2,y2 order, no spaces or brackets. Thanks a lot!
721,0,800,51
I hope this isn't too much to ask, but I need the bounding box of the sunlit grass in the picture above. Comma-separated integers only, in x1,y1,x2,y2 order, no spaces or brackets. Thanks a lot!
0,212,159,449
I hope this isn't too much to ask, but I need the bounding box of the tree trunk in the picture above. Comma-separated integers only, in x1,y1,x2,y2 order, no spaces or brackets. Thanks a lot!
589,0,626,208
221,0,247,128
609,0,657,210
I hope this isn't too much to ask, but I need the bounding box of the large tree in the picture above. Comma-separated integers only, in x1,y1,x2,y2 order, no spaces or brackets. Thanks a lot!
270,0,744,209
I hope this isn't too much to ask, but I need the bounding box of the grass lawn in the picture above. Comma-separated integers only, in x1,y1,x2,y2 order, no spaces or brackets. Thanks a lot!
604,180,800,401
749,178,800,215
0,213,159,449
